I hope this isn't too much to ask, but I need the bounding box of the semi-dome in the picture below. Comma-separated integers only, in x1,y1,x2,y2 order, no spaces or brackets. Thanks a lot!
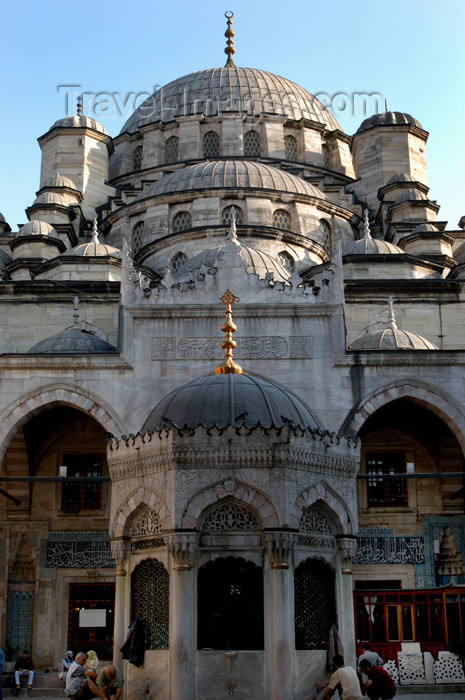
28,327,116,354
51,115,107,135
33,192,68,206
42,173,78,189
19,220,59,238
386,172,417,186
356,111,423,134
142,372,319,432
393,189,427,205
135,160,326,201
121,66,341,134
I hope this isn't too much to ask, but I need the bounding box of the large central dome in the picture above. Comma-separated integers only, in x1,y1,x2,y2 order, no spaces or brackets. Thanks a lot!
121,66,341,134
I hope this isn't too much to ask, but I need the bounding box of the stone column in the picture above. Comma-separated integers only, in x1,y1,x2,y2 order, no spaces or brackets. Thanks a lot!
165,533,196,700
335,535,357,667
264,531,295,700
111,539,130,666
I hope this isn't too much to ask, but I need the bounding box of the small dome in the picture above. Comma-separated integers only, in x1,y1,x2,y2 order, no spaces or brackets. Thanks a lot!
52,115,107,135
121,66,341,134
350,327,437,351
28,327,116,354
135,160,326,201
63,241,123,258
410,223,440,235
386,172,417,186
142,373,319,432
356,111,423,134
19,220,59,238
42,173,78,190
393,189,428,206
33,192,68,206
343,237,403,256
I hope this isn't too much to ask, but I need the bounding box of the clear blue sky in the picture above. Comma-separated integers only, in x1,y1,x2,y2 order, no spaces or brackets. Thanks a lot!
1,0,464,229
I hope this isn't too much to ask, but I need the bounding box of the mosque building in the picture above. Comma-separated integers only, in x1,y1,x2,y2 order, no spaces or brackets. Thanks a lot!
0,12,464,700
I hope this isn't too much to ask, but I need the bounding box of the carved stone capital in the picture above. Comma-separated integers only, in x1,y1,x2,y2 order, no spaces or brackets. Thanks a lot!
336,534,357,573
265,531,295,569
165,532,196,570
111,539,130,574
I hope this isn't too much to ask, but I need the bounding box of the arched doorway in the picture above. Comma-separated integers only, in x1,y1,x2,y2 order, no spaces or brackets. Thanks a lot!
294,558,336,649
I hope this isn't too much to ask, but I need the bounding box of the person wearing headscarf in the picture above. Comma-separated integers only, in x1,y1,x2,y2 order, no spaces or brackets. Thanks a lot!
85,651,99,678
62,651,74,684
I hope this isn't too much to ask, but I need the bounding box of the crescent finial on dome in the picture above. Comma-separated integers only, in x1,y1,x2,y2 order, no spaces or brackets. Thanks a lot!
387,297,398,330
76,95,83,116
73,296,80,327
224,11,236,67
91,217,100,244
215,289,242,375
227,206,238,242
363,208,372,240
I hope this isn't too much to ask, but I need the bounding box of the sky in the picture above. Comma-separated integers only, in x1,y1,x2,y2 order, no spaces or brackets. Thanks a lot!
0,0,464,230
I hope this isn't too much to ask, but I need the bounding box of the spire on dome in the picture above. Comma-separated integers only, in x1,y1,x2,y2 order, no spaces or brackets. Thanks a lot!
224,11,235,67
91,218,100,244
215,289,242,375
76,95,83,116
227,206,238,242
387,296,398,330
363,209,372,240
73,296,80,327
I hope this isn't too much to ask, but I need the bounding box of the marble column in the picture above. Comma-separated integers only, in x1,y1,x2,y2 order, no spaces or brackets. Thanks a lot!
335,535,357,668
264,531,295,700
166,533,196,700
111,539,129,667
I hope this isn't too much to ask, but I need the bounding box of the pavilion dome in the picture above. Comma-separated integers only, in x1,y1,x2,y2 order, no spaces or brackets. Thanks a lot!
19,220,59,238
42,173,78,190
386,172,417,186
33,192,68,206
121,66,341,135
63,220,122,258
349,299,437,350
356,111,423,134
394,189,428,206
135,160,326,201
142,372,319,432
343,237,403,256
411,223,440,235
51,115,107,134
28,327,116,354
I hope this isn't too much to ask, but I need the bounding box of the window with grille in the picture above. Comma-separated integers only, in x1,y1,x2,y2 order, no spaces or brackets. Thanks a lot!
295,559,336,650
131,559,169,649
171,252,188,274
67,583,115,659
165,136,179,163
198,556,264,650
133,145,143,171
322,144,331,169
203,131,220,158
320,220,331,252
277,250,295,274
222,205,243,226
284,135,297,161
60,453,104,513
272,209,291,231
172,211,192,233
366,452,408,507
133,221,144,253
244,130,260,157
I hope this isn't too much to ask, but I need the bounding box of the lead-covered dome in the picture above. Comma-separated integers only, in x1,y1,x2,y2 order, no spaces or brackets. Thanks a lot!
121,66,341,134
356,111,423,134
135,160,326,201
28,327,116,354
143,373,319,432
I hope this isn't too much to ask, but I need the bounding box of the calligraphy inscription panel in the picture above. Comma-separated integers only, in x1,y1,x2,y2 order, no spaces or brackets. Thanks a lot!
152,336,312,360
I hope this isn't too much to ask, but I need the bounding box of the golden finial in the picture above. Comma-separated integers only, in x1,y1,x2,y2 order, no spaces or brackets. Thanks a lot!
224,11,235,67
214,289,242,374
76,95,83,116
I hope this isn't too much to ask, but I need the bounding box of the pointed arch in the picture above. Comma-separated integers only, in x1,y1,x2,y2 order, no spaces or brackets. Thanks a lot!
111,485,171,538
340,380,465,454
0,383,126,466
181,478,280,529
293,480,356,535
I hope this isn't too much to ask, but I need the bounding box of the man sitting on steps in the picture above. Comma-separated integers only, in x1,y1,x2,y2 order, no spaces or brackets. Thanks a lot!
65,652,100,700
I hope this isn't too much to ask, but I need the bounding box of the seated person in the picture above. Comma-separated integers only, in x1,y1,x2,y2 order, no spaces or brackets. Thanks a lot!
358,645,383,685
85,651,99,678
62,651,74,685
14,650,34,691
65,652,100,700
322,655,362,700
359,660,396,700
96,665,124,700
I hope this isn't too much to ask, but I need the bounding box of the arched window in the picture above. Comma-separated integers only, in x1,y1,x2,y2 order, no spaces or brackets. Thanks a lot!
222,205,243,226
133,221,144,253
244,130,260,157
277,250,295,274
203,131,220,158
133,145,143,171
165,136,179,163
171,251,188,274
197,557,264,650
272,209,292,231
322,144,331,170
131,558,169,649
320,220,331,252
294,559,336,650
284,134,297,161
172,211,192,233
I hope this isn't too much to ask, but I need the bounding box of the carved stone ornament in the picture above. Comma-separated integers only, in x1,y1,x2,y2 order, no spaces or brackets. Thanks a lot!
111,539,130,575
336,534,357,572
165,532,196,570
265,531,295,569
